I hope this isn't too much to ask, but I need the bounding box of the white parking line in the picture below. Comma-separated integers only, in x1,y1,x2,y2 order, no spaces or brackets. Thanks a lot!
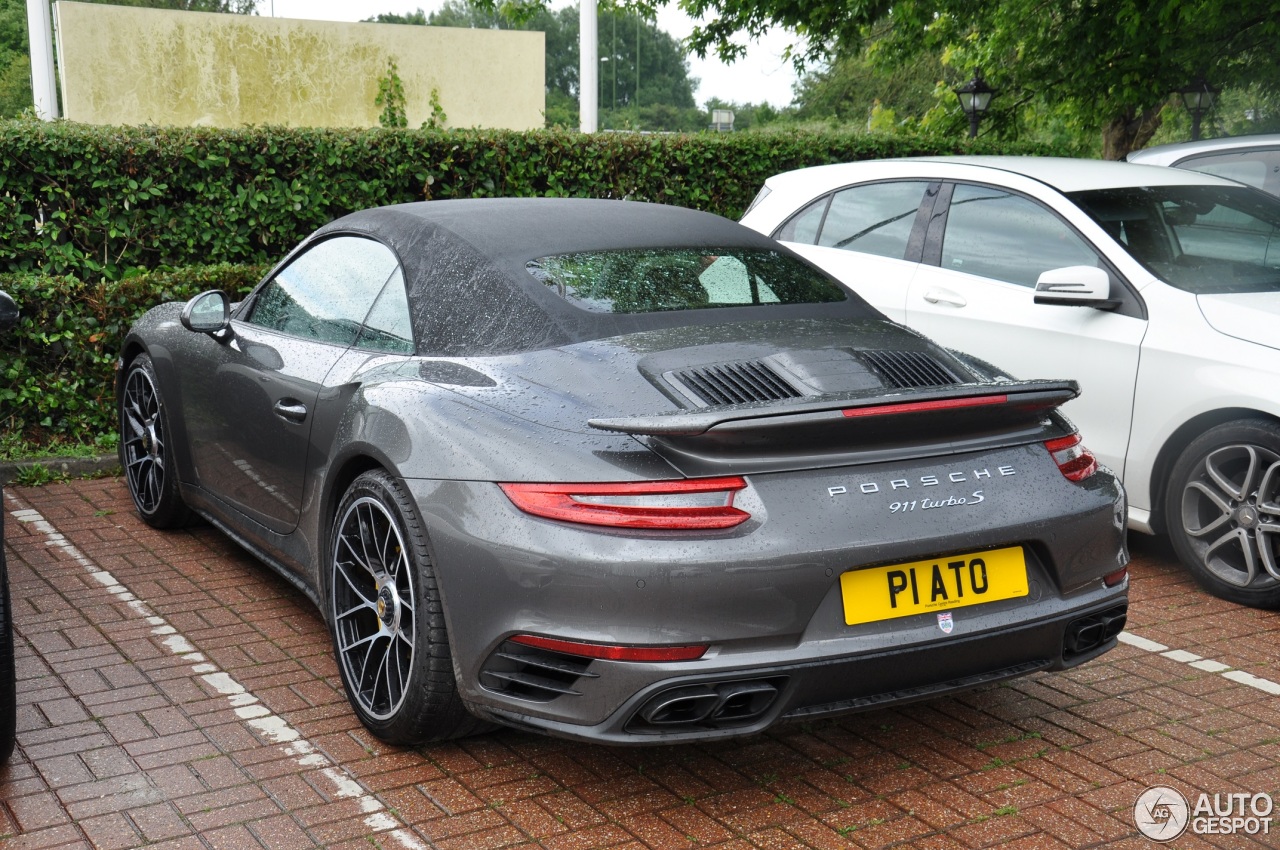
4,492,428,850
1118,630,1280,696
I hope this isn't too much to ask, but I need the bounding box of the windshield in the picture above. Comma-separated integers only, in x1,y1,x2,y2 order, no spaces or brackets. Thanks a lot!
1068,185,1280,294
527,249,847,313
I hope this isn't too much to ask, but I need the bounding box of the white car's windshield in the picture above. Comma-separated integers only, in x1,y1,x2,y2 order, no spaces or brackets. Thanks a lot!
1069,185,1280,294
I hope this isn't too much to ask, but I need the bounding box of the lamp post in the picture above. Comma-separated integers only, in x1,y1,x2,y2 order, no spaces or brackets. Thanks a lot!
1179,78,1218,141
953,70,996,139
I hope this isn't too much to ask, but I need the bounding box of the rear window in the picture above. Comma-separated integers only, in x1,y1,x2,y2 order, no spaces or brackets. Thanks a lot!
526,249,846,314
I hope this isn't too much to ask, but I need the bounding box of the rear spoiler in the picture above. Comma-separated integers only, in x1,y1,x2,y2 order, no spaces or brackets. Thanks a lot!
588,380,1079,438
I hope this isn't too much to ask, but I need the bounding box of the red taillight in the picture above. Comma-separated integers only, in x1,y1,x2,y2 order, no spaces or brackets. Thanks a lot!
842,394,1008,418
499,477,750,529
1044,433,1098,482
509,634,708,662
1104,567,1128,587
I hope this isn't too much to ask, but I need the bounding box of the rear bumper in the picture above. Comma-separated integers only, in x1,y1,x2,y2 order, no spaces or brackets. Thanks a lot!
471,595,1127,745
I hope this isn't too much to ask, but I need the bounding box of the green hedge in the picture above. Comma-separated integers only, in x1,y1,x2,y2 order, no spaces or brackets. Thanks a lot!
0,264,267,447
0,122,1075,447
1,122,1072,280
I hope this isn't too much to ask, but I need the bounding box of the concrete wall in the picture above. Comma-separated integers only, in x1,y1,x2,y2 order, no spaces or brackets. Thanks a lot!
53,2,545,129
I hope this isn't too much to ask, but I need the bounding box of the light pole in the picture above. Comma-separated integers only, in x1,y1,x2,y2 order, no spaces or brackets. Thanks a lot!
580,0,597,132
1179,78,1218,141
26,0,59,120
953,70,996,139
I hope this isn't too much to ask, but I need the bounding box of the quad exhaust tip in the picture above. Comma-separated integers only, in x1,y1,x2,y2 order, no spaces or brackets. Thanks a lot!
1064,605,1127,658
631,679,785,731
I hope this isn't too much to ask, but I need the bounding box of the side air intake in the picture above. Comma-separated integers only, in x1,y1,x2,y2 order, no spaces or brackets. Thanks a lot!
479,640,599,702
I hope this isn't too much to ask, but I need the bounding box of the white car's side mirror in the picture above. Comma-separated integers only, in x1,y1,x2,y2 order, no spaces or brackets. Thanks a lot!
1034,266,1120,310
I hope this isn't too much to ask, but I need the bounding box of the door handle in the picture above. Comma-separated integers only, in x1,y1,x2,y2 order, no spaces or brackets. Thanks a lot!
923,288,967,308
273,399,308,424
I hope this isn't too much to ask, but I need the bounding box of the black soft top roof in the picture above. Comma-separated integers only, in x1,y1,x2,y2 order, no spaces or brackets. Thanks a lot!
309,198,871,356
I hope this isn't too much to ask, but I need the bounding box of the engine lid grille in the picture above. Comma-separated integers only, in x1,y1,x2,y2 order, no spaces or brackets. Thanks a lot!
860,350,960,389
667,360,802,407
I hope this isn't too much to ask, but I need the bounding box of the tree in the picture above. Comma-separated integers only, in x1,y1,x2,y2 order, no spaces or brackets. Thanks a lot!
675,0,1280,157
90,0,257,11
366,9,429,25
488,0,1280,156
370,1,702,130
792,42,943,129
0,0,30,116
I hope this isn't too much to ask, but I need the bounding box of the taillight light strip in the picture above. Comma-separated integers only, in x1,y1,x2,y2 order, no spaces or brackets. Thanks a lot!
500,476,750,529
509,634,709,662
1044,433,1098,482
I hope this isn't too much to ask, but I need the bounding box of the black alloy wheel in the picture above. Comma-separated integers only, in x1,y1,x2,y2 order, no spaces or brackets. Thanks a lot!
328,470,485,743
119,355,190,528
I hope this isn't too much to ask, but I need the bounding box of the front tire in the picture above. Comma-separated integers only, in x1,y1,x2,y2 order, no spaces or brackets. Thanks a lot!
119,354,191,528
1165,419,1280,608
328,470,483,744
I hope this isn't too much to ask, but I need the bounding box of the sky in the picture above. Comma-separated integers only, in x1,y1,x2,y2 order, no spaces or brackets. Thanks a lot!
252,0,802,108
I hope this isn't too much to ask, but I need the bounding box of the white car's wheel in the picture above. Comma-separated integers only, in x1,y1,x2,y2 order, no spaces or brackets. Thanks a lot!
1166,419,1280,608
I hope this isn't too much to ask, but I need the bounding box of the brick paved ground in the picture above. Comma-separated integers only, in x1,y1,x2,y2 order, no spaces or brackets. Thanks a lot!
2,477,1278,850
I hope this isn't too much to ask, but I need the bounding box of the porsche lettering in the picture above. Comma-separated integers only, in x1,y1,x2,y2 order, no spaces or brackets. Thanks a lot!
828,466,1015,497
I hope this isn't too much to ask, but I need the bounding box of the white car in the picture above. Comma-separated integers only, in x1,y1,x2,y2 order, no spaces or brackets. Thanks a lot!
741,156,1280,607
1128,134,1280,198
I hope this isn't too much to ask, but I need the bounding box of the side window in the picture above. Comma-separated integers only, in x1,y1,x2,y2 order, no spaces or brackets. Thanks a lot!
774,196,828,244
1179,150,1280,195
246,236,400,346
941,184,1101,287
356,268,415,353
817,181,930,259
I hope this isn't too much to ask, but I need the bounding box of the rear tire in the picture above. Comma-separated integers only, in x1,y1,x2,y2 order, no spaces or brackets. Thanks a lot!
119,354,191,528
0,506,16,763
1165,419,1280,608
328,470,486,744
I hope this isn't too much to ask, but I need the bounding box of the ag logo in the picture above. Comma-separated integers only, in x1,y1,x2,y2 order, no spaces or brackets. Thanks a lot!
1135,785,1189,841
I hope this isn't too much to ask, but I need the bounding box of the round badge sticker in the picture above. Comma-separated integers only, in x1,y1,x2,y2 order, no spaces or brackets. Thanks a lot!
1134,785,1190,842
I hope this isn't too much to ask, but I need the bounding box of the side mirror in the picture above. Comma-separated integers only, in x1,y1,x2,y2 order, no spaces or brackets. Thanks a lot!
180,290,231,335
0,290,17,332
1034,266,1121,310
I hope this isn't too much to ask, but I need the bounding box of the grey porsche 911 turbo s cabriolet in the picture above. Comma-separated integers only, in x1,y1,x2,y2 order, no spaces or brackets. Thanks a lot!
118,198,1129,746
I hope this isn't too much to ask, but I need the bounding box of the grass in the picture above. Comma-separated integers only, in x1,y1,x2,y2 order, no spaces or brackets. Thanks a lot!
0,431,118,463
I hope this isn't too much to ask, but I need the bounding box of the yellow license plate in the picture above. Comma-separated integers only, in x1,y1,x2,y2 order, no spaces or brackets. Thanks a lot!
840,546,1028,626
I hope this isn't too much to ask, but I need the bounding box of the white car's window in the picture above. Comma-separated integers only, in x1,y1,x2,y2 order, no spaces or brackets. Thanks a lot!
941,184,1100,287
817,182,930,259
699,256,782,304
774,196,827,244
1072,185,1280,293
248,236,401,345
1177,149,1280,197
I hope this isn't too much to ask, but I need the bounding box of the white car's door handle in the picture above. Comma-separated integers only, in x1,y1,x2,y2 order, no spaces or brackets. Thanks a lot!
923,288,967,308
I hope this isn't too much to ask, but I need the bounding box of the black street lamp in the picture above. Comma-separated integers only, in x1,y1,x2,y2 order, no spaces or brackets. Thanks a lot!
1178,77,1218,141
954,70,996,139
